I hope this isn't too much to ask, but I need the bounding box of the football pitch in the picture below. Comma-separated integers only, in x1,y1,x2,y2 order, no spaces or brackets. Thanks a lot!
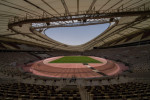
49,56,101,63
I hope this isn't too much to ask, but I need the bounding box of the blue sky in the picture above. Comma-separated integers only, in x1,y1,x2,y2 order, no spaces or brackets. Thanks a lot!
45,23,109,45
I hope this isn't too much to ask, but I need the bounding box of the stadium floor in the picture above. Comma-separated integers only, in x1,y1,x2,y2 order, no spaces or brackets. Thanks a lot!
23,56,128,78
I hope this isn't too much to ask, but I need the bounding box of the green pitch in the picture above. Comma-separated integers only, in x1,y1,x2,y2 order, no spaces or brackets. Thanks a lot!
49,56,102,63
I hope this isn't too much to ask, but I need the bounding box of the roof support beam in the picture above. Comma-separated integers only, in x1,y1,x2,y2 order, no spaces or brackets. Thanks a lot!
0,20,8,22
0,13,14,16
117,22,130,26
0,16,12,18
98,17,149,44
0,33,18,37
0,17,10,19
105,0,123,12
24,0,55,17
41,0,61,16
61,0,70,15
87,0,97,13
116,0,134,10
61,0,74,23
8,10,150,28
0,10,24,16
98,0,111,11
85,16,150,49
121,0,143,10
0,0,41,16
0,2,39,16
130,26,150,31
131,1,150,11
0,23,8,24
77,0,79,14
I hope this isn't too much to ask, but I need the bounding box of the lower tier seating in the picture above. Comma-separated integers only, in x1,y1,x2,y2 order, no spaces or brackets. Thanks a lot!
85,82,150,100
0,83,81,100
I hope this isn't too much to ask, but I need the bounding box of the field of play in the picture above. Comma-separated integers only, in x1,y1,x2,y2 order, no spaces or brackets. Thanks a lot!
49,56,102,63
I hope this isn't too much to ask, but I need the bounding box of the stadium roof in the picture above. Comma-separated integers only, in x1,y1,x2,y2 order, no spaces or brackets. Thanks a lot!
0,0,150,51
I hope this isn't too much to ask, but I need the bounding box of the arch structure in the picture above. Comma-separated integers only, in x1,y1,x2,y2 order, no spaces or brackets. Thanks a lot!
0,0,150,51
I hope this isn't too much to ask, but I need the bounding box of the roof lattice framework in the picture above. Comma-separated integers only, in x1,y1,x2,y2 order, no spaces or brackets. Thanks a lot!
0,0,150,51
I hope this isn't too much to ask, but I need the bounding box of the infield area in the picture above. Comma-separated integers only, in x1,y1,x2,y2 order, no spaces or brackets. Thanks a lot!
24,56,128,78
49,56,102,63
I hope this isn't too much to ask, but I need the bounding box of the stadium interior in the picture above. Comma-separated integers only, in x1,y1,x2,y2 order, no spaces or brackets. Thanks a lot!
0,0,150,100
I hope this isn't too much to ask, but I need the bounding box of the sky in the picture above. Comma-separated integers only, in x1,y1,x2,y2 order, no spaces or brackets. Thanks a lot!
44,23,109,45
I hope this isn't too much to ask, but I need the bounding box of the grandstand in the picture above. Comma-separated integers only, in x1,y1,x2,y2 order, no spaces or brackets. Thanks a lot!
0,0,150,100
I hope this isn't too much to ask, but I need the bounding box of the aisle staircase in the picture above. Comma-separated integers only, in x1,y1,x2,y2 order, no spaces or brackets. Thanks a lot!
78,85,93,100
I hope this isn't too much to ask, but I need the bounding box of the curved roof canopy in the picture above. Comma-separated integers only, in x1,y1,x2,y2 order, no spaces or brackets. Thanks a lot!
0,0,150,51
